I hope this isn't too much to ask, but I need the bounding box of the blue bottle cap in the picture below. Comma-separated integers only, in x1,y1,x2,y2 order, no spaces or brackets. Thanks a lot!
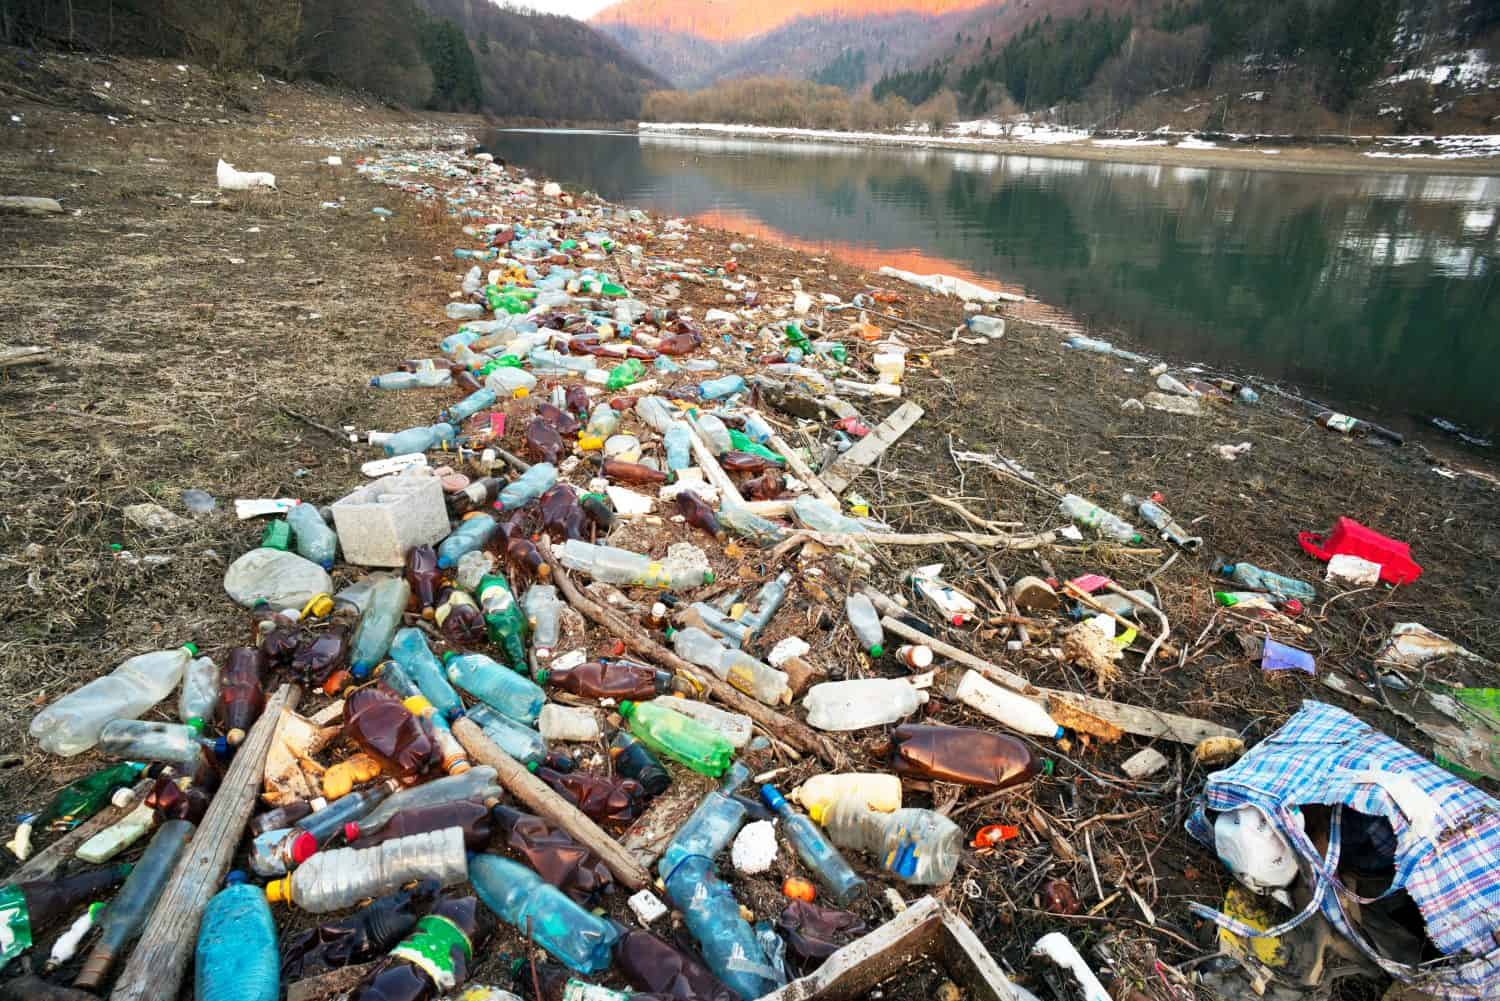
759,784,787,812
225,870,248,885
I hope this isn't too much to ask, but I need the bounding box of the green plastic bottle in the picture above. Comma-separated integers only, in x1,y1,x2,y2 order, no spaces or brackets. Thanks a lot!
605,358,645,390
38,762,147,830
600,281,627,298
618,700,733,778
784,323,811,352
259,519,290,551
726,430,785,465
476,574,528,670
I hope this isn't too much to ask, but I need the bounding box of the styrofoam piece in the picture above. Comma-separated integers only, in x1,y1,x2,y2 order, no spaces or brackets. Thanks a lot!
606,485,654,517
537,704,599,743
1120,747,1169,779
361,453,428,478
628,889,668,926
330,474,448,567
1327,553,1381,588
767,636,811,668
732,820,778,874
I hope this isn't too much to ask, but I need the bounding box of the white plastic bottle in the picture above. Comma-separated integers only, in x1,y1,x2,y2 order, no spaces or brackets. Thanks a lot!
264,827,468,913
789,773,902,816
30,642,198,756
953,670,1063,739
178,655,220,729
803,679,928,731
814,798,962,886
557,540,712,591
671,627,789,705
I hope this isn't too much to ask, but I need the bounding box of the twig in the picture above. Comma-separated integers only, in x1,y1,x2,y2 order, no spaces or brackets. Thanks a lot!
1084,829,1105,900
277,406,354,449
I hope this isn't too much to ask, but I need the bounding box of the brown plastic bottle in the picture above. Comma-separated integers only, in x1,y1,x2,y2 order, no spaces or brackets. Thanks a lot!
674,491,723,540
564,385,590,419
504,536,551,589
889,723,1043,789
525,417,565,465
404,545,441,618
342,688,438,783
719,451,779,474
254,601,302,666
490,805,614,905
534,401,580,435
534,767,644,829
251,797,320,836
146,775,211,823
354,894,486,1001
543,660,673,701
539,484,587,543
290,624,350,686
219,645,268,746
657,332,702,356
345,797,493,850
742,471,786,500
280,881,439,980
451,477,501,516
434,587,486,647
615,928,739,1001
602,457,669,486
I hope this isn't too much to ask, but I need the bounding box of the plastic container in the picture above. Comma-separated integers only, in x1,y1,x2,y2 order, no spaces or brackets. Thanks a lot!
389,628,462,720
657,698,753,748
469,853,620,974
953,671,1063,739
803,679,928,731
98,719,214,768
467,704,548,766
266,828,468,913
762,785,865,904
75,820,194,989
789,773,902,817
619,700,733,777
178,655,220,729
350,578,410,678
671,627,789,705
1298,517,1422,585
444,651,544,724
287,503,337,570
844,593,884,656
816,799,962,886
30,642,197,756
437,513,500,569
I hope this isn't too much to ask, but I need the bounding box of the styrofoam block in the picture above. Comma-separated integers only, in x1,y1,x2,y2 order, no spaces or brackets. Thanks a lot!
330,474,448,567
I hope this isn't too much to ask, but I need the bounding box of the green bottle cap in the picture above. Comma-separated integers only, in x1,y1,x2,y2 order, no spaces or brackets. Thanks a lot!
618,700,636,716
525,761,539,773
1041,759,1055,776
868,644,884,657
182,641,199,656
186,718,205,734
441,651,458,664
533,669,549,685
702,572,715,585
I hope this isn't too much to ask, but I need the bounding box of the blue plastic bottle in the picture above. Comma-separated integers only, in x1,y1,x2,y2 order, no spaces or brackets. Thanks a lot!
383,423,456,457
440,328,482,354
195,881,278,1001
466,704,546,766
388,628,463,720
469,853,620,974
350,578,411,678
437,513,499,569
761,784,865,904
444,651,544,725
743,412,775,445
699,375,745,401
1219,563,1316,602
443,388,498,426
663,423,692,472
497,463,558,511
287,503,337,571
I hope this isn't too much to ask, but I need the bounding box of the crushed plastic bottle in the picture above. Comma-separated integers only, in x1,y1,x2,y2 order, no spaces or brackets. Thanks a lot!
557,539,712,591
814,798,962,886
266,828,468,913
350,578,411,678
444,651,544,724
30,642,197,756
803,679,928,731
1218,562,1317,602
469,853,620,974
618,700,733,777
287,502,337,570
356,893,485,1001
1058,494,1141,545
671,627,790,705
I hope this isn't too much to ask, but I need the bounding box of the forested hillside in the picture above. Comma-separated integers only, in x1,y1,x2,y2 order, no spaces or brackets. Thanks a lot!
1,0,663,121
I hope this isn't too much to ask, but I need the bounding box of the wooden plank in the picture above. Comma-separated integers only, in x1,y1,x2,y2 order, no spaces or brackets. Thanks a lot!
684,413,745,506
820,402,923,493
109,684,301,1001
620,775,712,871
286,961,382,1001
6,777,155,884
748,409,839,507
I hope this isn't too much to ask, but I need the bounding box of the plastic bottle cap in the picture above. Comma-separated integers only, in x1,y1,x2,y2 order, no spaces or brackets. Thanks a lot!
343,822,361,842
868,644,884,657
618,700,636,716
186,717,205,733
226,728,246,747
441,650,459,665
807,802,827,824
265,877,291,903
181,642,199,655
290,831,318,864
1041,759,1055,776
703,572,716,584
225,870,248,885
759,784,787,811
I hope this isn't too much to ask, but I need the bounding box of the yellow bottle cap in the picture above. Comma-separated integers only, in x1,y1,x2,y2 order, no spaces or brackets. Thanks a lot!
302,593,334,619
402,695,433,716
266,877,291,903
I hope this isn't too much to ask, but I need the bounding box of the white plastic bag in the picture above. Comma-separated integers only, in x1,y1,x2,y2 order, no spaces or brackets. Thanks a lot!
217,158,276,191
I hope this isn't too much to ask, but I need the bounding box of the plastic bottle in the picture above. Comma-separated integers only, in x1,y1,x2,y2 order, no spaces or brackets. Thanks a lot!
351,578,411,678
266,828,468,913
522,585,563,663
967,315,1006,338
388,628,463,720
952,671,1063,739
196,882,278,1001
178,655,220,730
75,819,194,989
1122,494,1202,551
601,457,669,486
498,463,558,511
466,704,547,766
352,768,498,836
657,698,753,748
45,901,106,972
444,651,544,724
540,485,589,543
761,784,865,904
543,660,672,701
447,302,485,320
605,358,645,390
615,929,737,1001
487,366,539,398
659,853,779,999
673,490,722,539
490,806,615,907
250,828,305,878
890,723,1045,789
251,797,323,837
401,545,441,618
671,627,790,705
814,799,961,886
381,423,457,457
584,404,621,440
98,719,216,769
437,513,500,570
693,413,732,454
557,540,712,591
0,865,131,970
219,645,268,746
1058,494,1141,545
30,642,198,756
1218,562,1317,602
663,422,693,471
77,799,158,862
470,853,620,974
444,388,498,427
536,767,642,828
288,503,337,570
280,883,436,980
618,700,733,777
347,799,493,850
343,688,439,781
476,574,529,669
434,588,486,647
608,730,671,796
844,594,885,656
803,679,927,731
699,375,745,400
743,411,775,445
792,495,864,534
33,762,147,832
789,773,902,817
356,893,485,1001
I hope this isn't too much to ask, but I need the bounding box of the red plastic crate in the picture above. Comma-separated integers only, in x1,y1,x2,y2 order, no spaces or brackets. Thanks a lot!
1297,517,1422,585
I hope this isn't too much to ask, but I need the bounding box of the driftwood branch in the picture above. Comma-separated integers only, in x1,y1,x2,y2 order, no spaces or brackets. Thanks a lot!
807,528,1056,550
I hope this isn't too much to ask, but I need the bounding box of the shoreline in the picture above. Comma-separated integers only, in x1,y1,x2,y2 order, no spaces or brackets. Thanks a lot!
634,122,1500,177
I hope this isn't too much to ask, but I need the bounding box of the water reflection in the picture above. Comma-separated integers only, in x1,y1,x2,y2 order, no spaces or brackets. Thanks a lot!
493,128,1500,431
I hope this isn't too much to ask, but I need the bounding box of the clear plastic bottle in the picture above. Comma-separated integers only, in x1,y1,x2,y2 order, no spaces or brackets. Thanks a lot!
693,413,732,455
446,302,486,320
584,404,621,439
528,348,597,376
469,853,620,974
196,883,278,1001
793,496,865,534
382,423,456,457
467,703,547,766
814,798,962,886
1122,494,1202,551
618,700,733,778
443,387,498,426
442,326,482,354
717,501,789,546
444,651,544,725
844,593,885,656
30,642,197,756
663,422,693,471
743,411,774,444
353,768,499,835
966,315,1006,338
789,773,902,816
178,655,220,729
1218,563,1317,602
98,719,215,768
487,366,539,398
437,513,499,569
736,571,792,640
296,781,399,851
657,698,753,749
952,670,1063,739
249,828,304,878
389,628,462,720
286,503,337,570
266,828,469,913
350,578,410,678
634,396,677,435
670,627,789,705
1058,494,1140,545
761,785,865,904
699,375,745,400
454,551,496,593
523,585,563,662
498,463,558,511
557,540,712,591
370,367,450,391
803,679,928,731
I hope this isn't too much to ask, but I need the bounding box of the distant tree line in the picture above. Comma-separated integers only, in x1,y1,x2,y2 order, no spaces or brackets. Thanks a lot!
642,77,913,131
871,61,947,106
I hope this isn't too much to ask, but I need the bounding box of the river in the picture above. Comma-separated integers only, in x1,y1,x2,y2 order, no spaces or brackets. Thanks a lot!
490,128,1500,436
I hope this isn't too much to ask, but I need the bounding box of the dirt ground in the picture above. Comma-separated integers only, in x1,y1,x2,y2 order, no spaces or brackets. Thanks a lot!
2,47,1500,1001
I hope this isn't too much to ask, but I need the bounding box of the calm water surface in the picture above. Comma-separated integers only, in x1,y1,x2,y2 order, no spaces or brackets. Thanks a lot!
492,128,1500,434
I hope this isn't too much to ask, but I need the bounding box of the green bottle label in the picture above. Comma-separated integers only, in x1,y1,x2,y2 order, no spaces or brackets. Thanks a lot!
390,913,472,990
0,885,32,967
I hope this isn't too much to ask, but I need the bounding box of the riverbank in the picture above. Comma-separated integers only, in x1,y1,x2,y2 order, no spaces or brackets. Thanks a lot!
639,120,1500,177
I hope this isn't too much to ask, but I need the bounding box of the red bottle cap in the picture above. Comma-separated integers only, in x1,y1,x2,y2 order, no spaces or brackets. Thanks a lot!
1283,599,1304,617
343,822,361,842
290,831,319,864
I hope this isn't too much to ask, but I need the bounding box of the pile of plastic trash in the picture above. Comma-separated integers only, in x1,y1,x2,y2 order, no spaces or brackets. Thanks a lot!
7,146,1499,1001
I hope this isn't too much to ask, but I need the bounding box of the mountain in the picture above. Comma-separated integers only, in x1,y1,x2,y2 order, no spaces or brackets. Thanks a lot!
591,0,1000,87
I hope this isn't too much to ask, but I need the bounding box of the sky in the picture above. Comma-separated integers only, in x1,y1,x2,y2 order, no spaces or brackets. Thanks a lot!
496,0,617,18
